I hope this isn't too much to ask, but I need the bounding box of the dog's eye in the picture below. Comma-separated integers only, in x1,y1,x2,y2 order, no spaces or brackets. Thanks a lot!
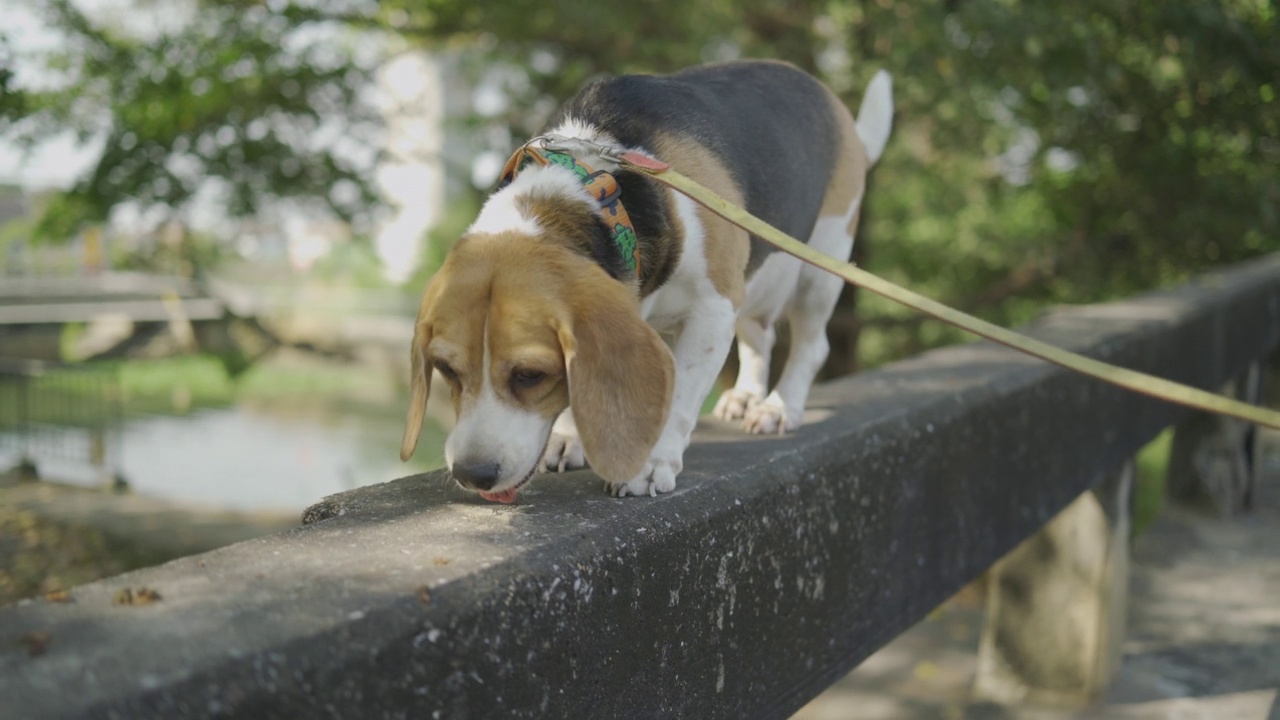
510,368,547,390
433,361,459,384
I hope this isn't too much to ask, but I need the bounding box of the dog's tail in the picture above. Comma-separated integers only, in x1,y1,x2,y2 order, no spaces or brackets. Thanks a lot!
855,70,893,165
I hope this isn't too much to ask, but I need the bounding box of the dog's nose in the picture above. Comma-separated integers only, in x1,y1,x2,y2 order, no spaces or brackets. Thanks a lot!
451,461,501,490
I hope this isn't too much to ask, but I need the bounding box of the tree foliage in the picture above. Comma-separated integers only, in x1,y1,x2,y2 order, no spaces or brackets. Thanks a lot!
5,0,1277,367
5,0,382,239
378,0,1278,363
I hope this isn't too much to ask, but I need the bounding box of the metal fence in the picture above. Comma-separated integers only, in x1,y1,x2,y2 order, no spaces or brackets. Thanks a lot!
0,358,125,485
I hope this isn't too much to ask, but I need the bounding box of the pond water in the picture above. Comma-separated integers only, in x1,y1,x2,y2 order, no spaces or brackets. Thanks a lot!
2,403,449,514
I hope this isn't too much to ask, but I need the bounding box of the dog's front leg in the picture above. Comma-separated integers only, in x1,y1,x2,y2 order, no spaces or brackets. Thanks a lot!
607,296,736,497
542,409,587,472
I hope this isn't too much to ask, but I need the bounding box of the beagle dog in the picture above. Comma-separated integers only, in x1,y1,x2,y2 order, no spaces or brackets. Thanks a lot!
401,60,893,502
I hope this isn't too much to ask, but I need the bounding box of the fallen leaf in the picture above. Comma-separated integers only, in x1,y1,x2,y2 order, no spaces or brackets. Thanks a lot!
416,585,431,606
114,587,162,606
44,589,71,603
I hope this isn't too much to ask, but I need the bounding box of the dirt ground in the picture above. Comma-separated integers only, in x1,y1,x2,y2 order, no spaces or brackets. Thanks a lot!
0,478,295,606
0,504,133,605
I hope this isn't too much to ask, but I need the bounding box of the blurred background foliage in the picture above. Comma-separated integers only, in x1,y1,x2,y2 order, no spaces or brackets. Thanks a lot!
3,0,1277,370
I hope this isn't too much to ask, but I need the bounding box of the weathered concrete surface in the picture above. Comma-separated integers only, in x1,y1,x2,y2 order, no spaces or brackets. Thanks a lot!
793,434,1280,720
2,255,1279,719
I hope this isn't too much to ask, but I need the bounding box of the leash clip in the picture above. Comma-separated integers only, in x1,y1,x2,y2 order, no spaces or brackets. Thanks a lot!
528,134,668,171
534,134,618,162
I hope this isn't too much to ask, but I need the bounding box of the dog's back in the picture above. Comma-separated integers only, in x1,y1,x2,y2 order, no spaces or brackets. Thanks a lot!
546,60,847,269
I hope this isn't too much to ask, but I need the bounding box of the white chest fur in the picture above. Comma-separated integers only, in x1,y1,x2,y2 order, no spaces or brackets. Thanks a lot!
639,193,713,332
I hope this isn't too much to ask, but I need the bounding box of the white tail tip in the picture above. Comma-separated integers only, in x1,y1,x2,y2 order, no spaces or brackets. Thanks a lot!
855,70,894,165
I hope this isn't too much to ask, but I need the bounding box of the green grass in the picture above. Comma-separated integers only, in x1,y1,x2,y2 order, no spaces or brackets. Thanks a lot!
1,354,398,430
236,358,388,400
116,354,393,413
116,356,236,413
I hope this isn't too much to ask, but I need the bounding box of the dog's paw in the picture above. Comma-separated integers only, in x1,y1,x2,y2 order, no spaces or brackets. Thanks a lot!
713,388,761,422
604,456,680,498
742,393,801,435
543,432,587,472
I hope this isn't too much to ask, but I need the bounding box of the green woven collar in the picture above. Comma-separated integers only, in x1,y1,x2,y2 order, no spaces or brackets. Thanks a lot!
498,145,640,276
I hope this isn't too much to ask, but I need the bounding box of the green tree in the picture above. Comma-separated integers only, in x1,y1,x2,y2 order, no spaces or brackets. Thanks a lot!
6,0,381,240
5,0,1277,370
855,1,1279,363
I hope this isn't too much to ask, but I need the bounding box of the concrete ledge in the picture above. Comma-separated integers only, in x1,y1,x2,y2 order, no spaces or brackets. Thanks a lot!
3,256,1279,719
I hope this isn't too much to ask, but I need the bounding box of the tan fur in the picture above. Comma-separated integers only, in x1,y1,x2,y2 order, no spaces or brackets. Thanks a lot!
418,239,495,421
819,88,871,233
401,231,674,482
400,327,431,460
517,194,599,249
653,132,751,306
400,277,445,461
516,194,638,287
487,290,571,420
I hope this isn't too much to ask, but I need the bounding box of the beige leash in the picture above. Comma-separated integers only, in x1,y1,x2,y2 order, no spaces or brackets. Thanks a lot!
590,146,1280,430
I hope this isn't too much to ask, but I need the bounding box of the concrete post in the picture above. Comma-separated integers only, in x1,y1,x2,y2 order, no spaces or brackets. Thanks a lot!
973,461,1133,707
1167,362,1263,516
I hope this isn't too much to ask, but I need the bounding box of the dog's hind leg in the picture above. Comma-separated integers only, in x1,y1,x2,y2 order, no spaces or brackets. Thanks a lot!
743,81,881,435
713,316,775,421
743,201,859,435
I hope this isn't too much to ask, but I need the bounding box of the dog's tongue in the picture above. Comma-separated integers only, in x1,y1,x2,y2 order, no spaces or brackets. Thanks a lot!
478,488,519,504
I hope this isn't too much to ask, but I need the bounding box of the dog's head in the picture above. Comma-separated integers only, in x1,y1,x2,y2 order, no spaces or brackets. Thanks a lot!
400,231,674,502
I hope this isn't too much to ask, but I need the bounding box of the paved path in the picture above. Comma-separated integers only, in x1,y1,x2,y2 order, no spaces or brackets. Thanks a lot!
795,476,1280,719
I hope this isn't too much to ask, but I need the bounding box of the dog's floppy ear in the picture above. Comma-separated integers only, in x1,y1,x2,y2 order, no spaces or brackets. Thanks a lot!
556,278,674,484
403,275,449,461
400,321,433,461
